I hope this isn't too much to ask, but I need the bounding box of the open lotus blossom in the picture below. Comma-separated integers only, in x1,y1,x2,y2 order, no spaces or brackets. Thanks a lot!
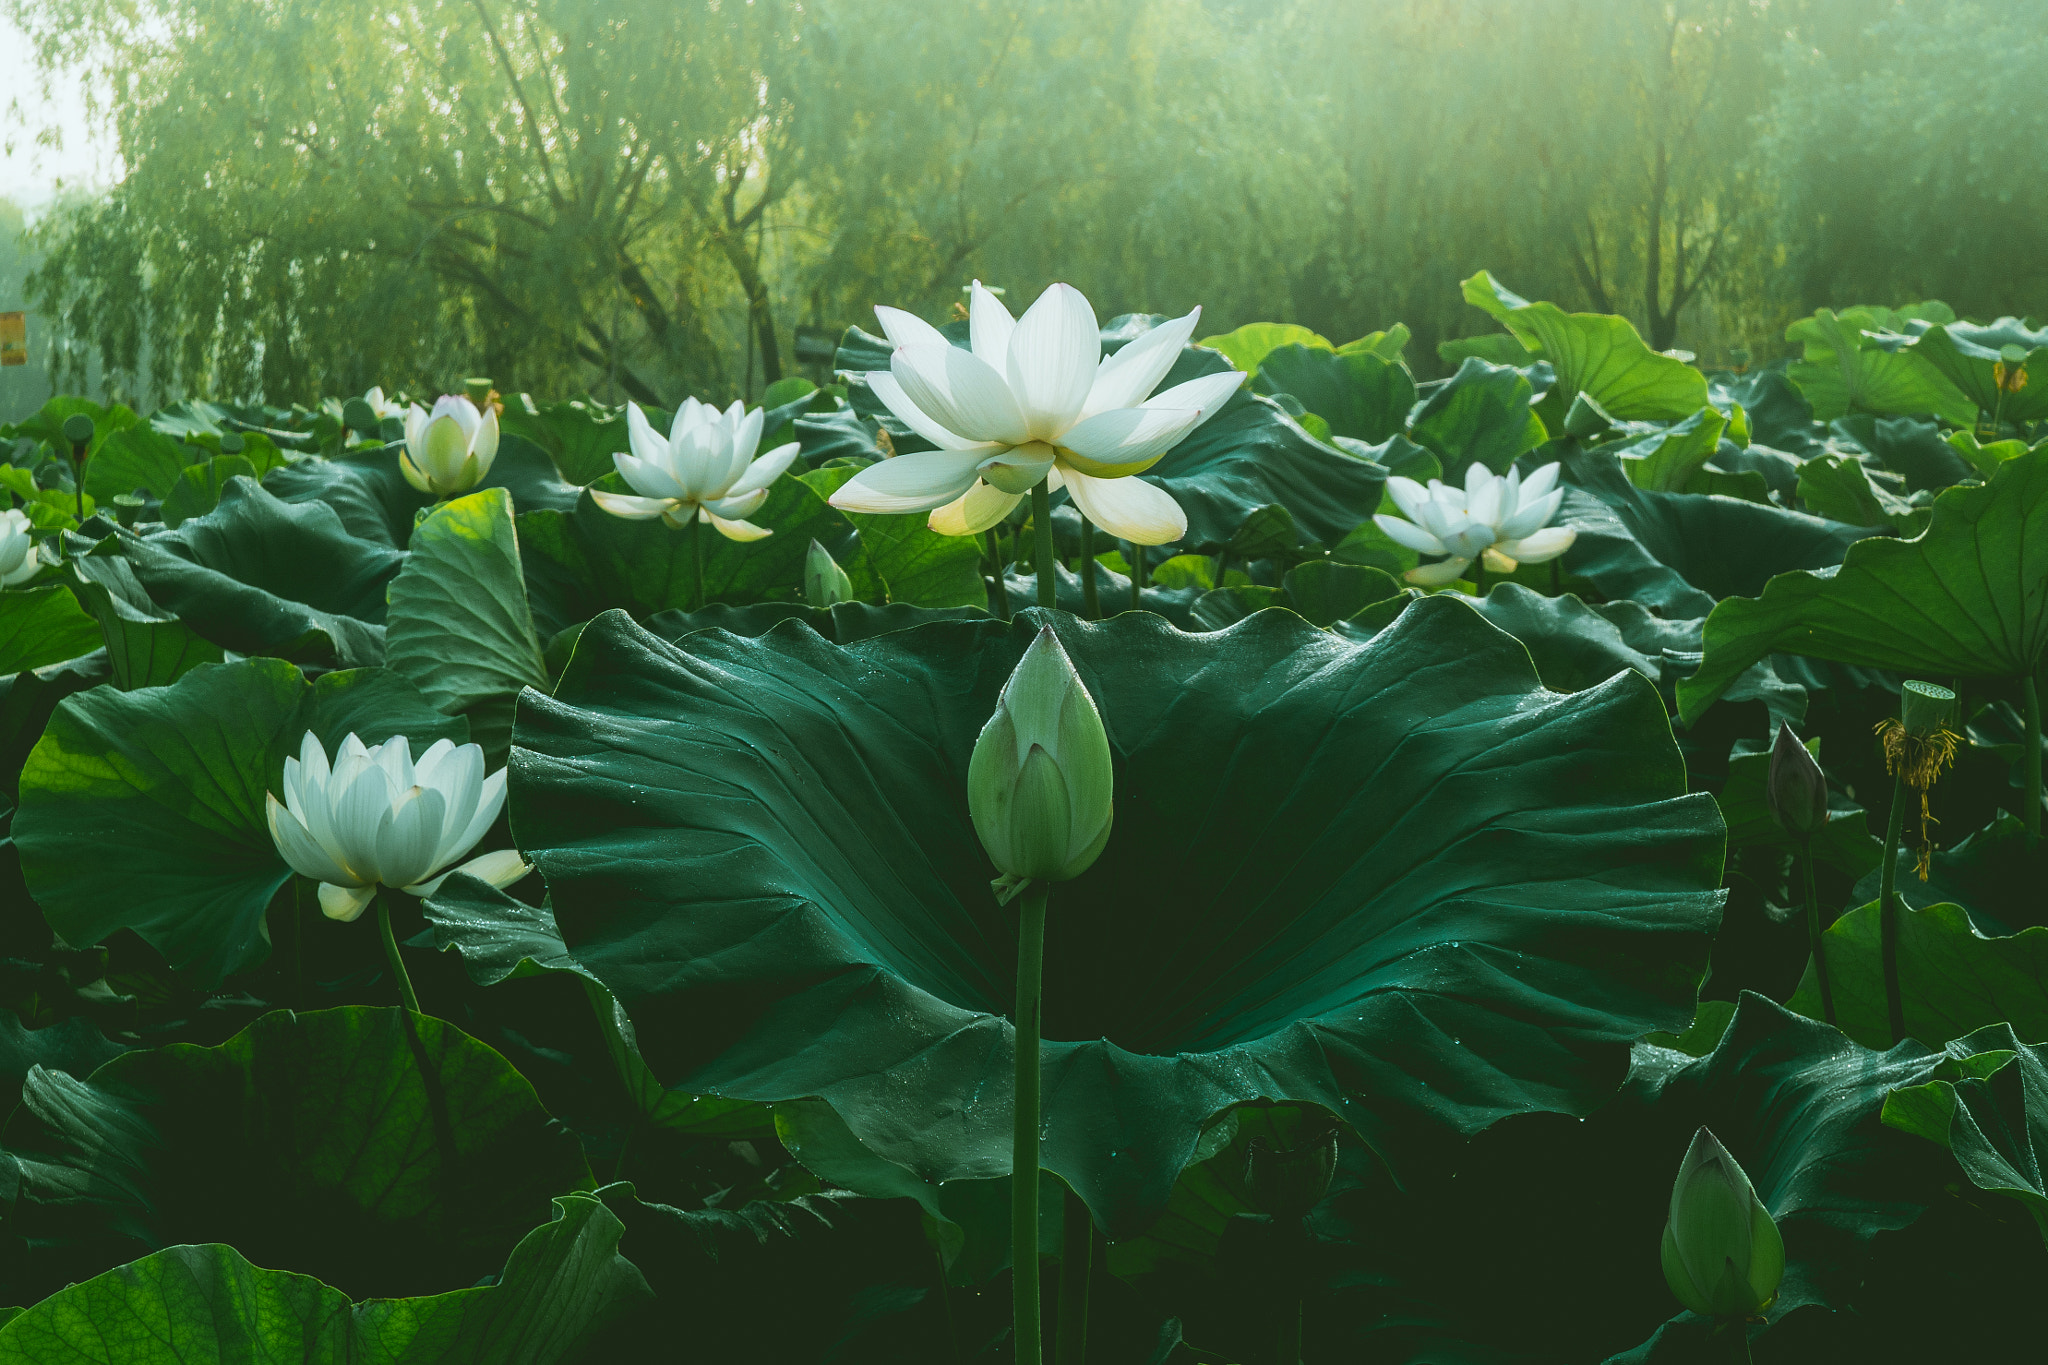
264,732,531,923
0,510,42,587
589,398,800,542
827,281,1245,545
1373,461,1576,587
363,386,403,420
402,395,500,497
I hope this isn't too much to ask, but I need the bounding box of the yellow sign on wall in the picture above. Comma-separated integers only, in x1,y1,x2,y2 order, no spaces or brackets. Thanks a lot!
0,313,24,367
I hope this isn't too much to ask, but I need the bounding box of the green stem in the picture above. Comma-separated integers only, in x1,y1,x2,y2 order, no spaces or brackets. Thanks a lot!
1127,541,1143,613
988,530,1012,621
2025,672,2041,845
1013,884,1049,1365
1878,767,1908,1046
690,513,705,611
1802,839,1834,1026
1032,481,1056,611
376,893,422,1014
1214,550,1230,591
1472,558,1488,597
1549,558,1561,595
937,1249,961,1365
73,451,86,526
1079,517,1099,620
1055,1188,1092,1365
1276,1270,1303,1365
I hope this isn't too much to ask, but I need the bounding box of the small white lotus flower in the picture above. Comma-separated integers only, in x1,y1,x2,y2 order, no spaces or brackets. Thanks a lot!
968,626,1114,903
1661,1126,1784,1320
1372,461,1576,587
401,395,501,497
827,282,1244,546
0,510,42,587
363,387,402,420
589,398,800,542
264,732,531,923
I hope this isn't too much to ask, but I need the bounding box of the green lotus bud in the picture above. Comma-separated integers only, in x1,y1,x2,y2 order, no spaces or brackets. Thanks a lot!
1900,680,1956,738
1660,1126,1784,1320
60,414,95,450
1766,722,1828,837
804,538,854,608
968,626,1113,903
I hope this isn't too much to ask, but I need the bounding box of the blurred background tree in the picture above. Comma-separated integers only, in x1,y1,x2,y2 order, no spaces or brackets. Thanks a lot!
3,0,2043,411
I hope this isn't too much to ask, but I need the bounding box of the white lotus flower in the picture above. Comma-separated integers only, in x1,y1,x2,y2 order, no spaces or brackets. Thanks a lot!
363,387,402,420
402,395,500,497
827,281,1244,546
0,510,42,587
1372,461,1577,587
264,732,531,923
589,398,800,542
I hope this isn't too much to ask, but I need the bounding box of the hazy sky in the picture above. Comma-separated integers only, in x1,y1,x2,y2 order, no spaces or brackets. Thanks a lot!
1,14,119,211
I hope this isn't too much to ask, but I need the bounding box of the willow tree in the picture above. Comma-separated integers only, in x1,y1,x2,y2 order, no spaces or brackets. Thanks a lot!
13,0,799,405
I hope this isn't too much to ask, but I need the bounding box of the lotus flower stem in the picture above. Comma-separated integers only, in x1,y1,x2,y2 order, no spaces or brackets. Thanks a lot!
376,892,422,1014
1877,767,1907,1044
2025,673,2041,845
1127,540,1146,612
1277,1297,1304,1365
1472,559,1488,597
1079,517,1099,620
1012,882,1049,1364
987,531,1012,621
1032,481,1056,611
690,514,706,611
1054,1188,1092,1364
1801,839,1834,1025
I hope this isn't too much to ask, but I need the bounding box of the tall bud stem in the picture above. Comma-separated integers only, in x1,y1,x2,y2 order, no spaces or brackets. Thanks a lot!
1032,481,1056,611
1012,884,1049,1364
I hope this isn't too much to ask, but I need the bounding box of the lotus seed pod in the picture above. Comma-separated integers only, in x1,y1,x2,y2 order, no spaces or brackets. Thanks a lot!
1766,722,1829,837
968,625,1114,900
1900,680,1957,738
1660,1126,1784,1319
220,432,245,455
60,414,94,448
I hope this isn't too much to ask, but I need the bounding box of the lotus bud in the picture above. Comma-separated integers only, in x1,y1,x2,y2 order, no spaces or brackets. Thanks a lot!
804,539,854,609
1766,722,1828,837
1900,680,1957,738
968,626,1114,904
1660,1126,1784,1320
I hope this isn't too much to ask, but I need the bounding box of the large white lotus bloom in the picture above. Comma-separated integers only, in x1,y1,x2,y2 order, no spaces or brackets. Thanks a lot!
589,398,800,542
264,732,531,923
1373,461,1577,588
0,510,42,588
402,395,501,497
827,282,1245,546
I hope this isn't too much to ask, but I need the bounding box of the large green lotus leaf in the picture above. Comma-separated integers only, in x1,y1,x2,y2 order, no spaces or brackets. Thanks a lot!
0,397,138,460
0,1006,594,1304
509,600,1724,1234
1462,586,1662,694
643,601,988,648
0,1192,644,1365
1194,322,1331,373
583,1185,933,1360
114,478,400,667
1252,344,1415,443
1189,562,1403,631
385,489,549,765
67,551,223,690
1679,444,2048,722
1549,488,1715,618
80,425,203,504
1614,407,1727,493
1562,448,1875,606
1787,901,2048,1051
797,467,987,609
1861,415,1975,493
1795,453,1924,532
1406,357,1546,478
1711,368,1828,460
1785,308,1975,426
423,874,773,1140
1461,272,1707,421
261,437,580,549
516,483,880,632
1882,1024,2048,1245
158,455,258,529
13,659,465,984
0,587,102,676
0,1014,125,1096
1907,321,2048,426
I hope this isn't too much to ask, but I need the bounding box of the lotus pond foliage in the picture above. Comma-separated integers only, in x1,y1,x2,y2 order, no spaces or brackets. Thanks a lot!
0,274,2041,1362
